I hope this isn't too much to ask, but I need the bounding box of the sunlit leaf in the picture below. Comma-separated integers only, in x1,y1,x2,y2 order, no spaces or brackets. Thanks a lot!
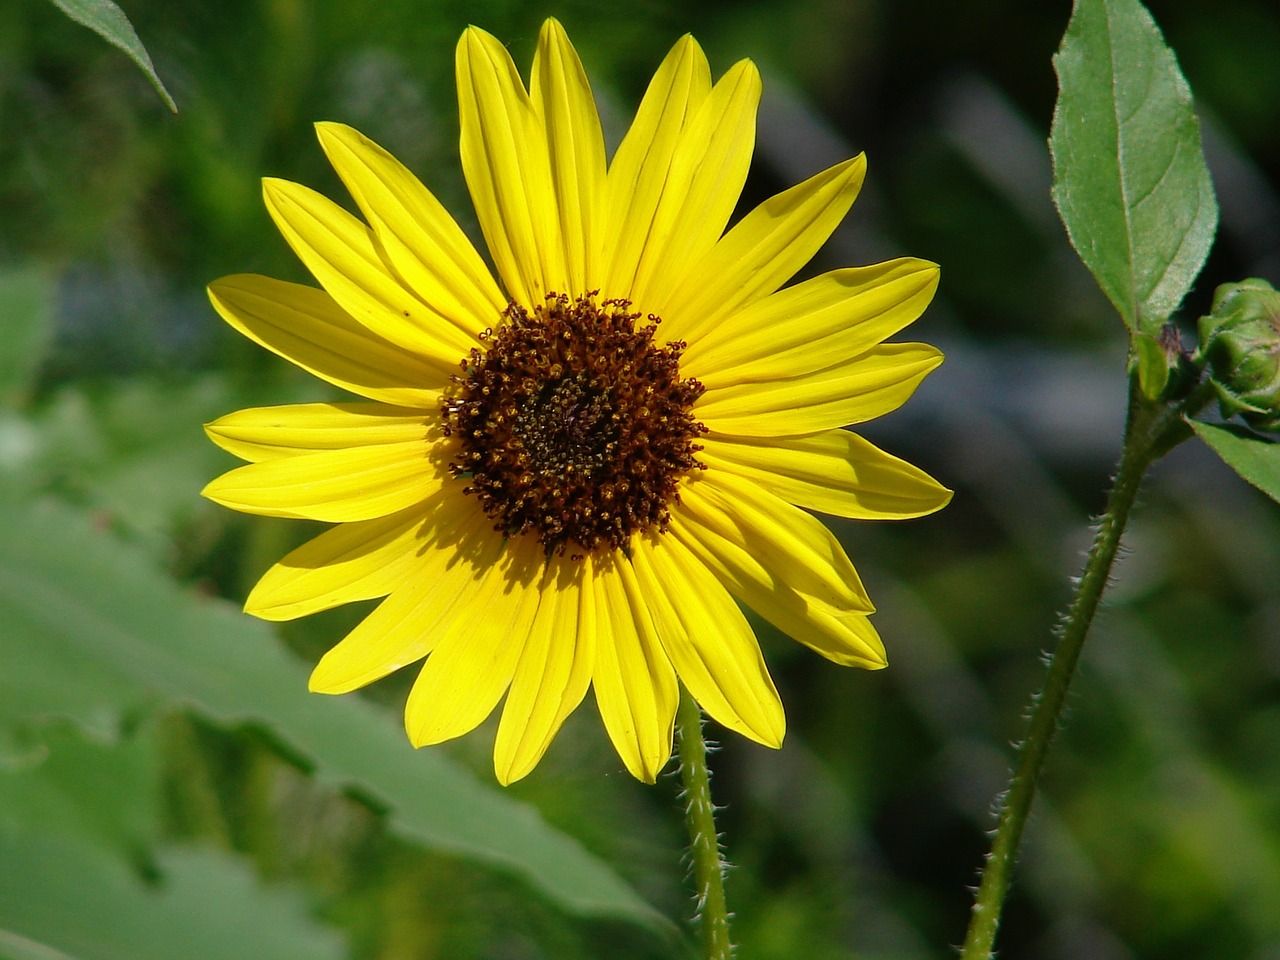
46,0,178,112
0,493,668,932
0,837,344,960
1189,420,1280,503
1050,0,1217,332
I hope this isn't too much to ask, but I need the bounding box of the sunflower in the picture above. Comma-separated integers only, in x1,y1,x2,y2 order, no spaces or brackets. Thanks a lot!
202,19,950,785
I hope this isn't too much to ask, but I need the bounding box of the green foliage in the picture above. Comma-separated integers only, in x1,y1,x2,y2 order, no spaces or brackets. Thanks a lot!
0,489,668,932
0,724,345,960
0,266,54,409
45,0,177,111
10,377,235,557
0,837,346,960
1132,327,1196,402
0,722,161,854
1188,420,1280,504
1049,0,1217,333
2,0,1279,957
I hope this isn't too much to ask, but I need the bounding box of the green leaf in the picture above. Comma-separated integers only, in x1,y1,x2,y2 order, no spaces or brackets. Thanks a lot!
1049,0,1217,332
1189,420,1280,503
0,725,344,960
46,0,178,112
27,377,241,555
0,838,344,960
0,493,669,932
0,266,55,409
0,723,161,856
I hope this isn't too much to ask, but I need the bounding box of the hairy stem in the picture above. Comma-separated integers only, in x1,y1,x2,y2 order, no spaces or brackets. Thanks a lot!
675,687,732,960
959,388,1202,959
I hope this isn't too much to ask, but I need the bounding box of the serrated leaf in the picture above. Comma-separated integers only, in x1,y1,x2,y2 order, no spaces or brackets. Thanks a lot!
0,838,344,960
0,266,55,409
1189,420,1280,503
46,0,177,112
1050,0,1217,332
0,494,668,932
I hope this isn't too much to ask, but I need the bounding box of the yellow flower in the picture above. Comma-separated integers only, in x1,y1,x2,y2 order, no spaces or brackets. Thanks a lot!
202,19,950,785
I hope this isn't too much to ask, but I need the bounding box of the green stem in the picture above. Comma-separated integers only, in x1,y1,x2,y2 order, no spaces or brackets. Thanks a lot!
959,387,1206,960
675,687,732,960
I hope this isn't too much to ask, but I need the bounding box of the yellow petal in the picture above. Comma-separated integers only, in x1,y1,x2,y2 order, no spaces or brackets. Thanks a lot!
627,59,761,310
208,274,445,405
314,122,505,337
201,436,449,521
247,504,429,622
591,552,678,782
601,34,711,299
493,555,596,784
530,18,607,295
695,342,942,437
404,536,546,747
631,535,784,747
457,26,566,305
805,611,884,667
700,431,953,520
205,402,433,463
678,469,873,614
668,514,887,669
308,502,505,693
680,259,940,387
662,155,867,344
262,177,477,362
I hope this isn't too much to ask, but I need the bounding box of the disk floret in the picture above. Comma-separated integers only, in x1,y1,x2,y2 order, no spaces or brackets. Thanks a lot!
442,292,707,555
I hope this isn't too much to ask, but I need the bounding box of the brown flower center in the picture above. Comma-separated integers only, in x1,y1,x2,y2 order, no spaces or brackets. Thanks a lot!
442,293,707,556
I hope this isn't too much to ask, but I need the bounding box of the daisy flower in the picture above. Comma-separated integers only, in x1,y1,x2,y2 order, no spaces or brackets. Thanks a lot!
202,19,950,784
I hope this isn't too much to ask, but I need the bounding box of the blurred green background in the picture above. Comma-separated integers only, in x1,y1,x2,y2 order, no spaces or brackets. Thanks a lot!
2,0,1279,958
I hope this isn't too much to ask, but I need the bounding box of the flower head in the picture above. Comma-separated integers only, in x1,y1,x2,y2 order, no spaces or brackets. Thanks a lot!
1198,278,1280,431
202,19,950,784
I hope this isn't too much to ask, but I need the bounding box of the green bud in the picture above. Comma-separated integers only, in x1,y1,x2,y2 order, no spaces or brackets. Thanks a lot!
1198,278,1280,432
1133,324,1197,402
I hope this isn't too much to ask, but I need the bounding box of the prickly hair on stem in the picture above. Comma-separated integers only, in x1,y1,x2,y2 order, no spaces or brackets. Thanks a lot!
675,687,735,959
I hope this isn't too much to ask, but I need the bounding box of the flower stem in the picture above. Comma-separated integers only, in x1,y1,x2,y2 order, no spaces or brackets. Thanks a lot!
959,387,1202,960
675,687,732,960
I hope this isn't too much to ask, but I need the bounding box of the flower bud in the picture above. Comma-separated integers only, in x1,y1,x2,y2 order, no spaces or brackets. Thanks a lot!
1134,324,1197,402
1198,278,1280,432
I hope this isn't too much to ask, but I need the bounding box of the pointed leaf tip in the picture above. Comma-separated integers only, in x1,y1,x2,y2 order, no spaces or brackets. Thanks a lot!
1049,0,1216,332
